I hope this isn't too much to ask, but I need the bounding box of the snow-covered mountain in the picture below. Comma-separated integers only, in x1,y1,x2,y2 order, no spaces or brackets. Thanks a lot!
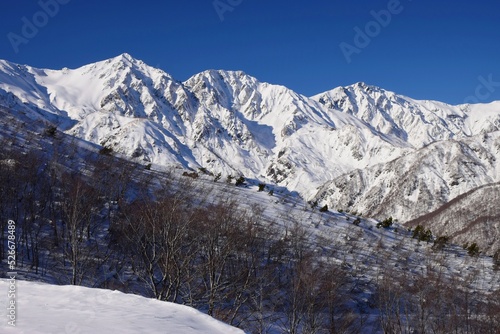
1,53,500,229
406,182,500,256
312,83,500,147
314,131,500,222
0,54,410,196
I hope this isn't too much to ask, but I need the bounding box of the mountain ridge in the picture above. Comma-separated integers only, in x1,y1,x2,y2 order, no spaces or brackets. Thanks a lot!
1,54,500,233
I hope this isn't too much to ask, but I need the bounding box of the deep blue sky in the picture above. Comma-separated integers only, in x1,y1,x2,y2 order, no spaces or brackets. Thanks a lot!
1,0,500,104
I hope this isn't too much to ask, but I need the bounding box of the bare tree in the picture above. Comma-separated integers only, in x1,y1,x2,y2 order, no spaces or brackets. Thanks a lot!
60,174,102,285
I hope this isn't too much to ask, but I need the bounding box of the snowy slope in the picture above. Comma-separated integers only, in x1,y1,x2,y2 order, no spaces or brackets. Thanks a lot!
406,182,500,255
313,131,500,223
0,279,244,334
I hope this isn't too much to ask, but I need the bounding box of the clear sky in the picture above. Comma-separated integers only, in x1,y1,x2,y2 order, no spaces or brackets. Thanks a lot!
1,0,500,104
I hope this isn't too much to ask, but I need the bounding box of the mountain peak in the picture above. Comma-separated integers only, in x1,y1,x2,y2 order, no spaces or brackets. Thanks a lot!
91,53,175,81
107,52,141,66
193,69,251,80
350,81,380,93
355,81,369,88
185,69,259,92
119,52,134,60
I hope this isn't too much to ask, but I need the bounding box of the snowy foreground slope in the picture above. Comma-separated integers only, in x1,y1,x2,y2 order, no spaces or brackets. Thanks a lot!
0,279,244,334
